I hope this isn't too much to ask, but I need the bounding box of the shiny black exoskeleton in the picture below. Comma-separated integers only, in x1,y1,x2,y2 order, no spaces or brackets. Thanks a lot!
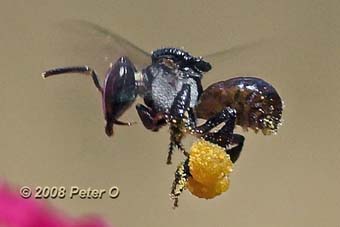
42,47,282,165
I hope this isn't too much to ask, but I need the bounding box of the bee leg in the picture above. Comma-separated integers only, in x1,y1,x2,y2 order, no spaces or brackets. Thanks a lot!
200,108,244,160
168,141,175,165
166,84,192,164
136,104,166,131
168,84,191,123
42,66,103,94
202,107,236,147
226,134,245,163
168,125,188,164
170,159,190,208
194,107,237,136
192,107,244,160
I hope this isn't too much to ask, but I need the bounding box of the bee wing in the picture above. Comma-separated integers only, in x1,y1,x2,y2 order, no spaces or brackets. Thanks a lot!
47,20,151,76
202,38,271,75
204,39,266,60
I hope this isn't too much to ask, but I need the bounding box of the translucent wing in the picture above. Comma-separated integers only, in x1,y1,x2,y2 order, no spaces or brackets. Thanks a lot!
202,38,271,76
48,20,151,76
204,39,268,61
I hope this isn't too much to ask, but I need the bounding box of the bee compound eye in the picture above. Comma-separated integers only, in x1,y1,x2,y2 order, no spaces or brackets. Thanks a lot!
102,57,138,136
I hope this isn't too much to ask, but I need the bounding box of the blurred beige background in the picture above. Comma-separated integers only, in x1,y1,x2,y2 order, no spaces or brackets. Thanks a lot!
1,0,340,226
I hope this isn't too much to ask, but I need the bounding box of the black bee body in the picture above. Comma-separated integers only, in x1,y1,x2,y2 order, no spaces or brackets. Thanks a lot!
42,21,284,208
43,47,282,164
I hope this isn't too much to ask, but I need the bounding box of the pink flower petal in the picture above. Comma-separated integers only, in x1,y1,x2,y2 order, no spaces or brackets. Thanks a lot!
0,183,112,227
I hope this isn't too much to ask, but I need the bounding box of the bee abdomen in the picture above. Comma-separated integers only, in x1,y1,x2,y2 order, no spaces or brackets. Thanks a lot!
196,77,283,135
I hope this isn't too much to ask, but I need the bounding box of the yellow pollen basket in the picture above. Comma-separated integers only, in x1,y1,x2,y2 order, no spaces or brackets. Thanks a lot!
187,138,233,199
187,176,230,199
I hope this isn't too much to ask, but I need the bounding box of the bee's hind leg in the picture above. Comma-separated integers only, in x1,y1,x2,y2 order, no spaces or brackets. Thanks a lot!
226,134,245,163
192,107,245,163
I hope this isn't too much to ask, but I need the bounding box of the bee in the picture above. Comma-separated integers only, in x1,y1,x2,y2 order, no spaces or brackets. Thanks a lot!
42,20,283,207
